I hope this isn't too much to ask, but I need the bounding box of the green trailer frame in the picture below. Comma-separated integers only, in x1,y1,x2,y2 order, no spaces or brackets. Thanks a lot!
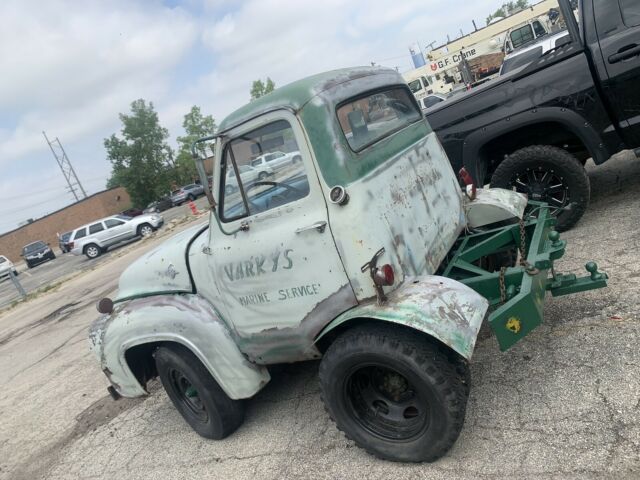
441,202,608,351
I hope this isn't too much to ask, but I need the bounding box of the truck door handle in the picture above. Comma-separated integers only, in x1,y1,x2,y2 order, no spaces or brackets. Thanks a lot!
295,221,327,234
609,44,640,64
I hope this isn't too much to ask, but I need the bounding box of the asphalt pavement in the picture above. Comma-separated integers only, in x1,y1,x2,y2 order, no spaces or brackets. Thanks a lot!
0,154,638,479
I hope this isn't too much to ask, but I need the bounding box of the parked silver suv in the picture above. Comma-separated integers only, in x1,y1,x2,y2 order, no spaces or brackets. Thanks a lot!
69,213,164,259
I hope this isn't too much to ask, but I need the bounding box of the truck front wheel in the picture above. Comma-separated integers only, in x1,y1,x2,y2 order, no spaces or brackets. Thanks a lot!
490,145,590,231
154,344,244,440
319,325,469,463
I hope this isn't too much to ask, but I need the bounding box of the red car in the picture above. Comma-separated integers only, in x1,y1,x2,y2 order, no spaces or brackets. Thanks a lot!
121,208,144,217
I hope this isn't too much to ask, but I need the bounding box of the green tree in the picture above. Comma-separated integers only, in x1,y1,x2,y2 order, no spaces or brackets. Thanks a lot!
486,0,529,24
250,77,276,101
105,99,173,207
174,106,217,184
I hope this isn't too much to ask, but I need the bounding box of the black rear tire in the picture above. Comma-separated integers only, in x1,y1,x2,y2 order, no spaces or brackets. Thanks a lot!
490,145,590,231
155,344,245,440
319,325,469,463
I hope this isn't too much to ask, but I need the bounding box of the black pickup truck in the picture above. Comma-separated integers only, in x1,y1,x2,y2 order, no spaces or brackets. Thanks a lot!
427,0,640,230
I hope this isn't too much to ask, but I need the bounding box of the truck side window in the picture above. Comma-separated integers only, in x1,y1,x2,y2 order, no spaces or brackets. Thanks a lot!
220,119,310,222
619,0,640,27
337,87,421,152
74,228,87,240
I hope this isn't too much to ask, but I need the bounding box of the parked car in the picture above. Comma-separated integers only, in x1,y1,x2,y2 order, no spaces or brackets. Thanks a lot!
421,93,448,111
225,164,274,194
90,66,607,463
0,255,18,278
144,197,172,214
69,213,164,259
21,241,56,268
59,231,72,253
499,31,571,76
121,208,144,217
170,184,205,206
427,0,640,231
250,150,302,171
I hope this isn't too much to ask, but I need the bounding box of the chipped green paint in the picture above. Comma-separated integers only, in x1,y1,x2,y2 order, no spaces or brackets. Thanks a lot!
316,276,489,360
93,66,608,412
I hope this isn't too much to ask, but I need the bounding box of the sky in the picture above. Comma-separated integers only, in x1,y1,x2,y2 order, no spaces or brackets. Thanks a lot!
0,0,506,234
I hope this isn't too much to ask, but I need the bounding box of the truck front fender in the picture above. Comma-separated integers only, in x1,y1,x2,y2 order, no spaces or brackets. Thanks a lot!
315,276,489,360
90,294,270,400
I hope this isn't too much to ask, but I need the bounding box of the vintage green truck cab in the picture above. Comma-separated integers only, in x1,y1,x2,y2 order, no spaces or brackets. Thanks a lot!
90,67,607,462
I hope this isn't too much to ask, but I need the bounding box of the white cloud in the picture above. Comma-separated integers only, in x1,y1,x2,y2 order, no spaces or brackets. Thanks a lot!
0,0,197,163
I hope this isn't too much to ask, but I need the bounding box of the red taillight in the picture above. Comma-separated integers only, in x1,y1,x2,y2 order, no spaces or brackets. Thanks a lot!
374,264,395,286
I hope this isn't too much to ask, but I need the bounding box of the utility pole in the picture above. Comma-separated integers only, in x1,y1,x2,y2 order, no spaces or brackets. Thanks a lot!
43,131,87,202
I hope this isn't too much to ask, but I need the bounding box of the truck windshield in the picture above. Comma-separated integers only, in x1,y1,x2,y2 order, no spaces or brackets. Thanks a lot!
23,242,45,254
408,80,422,93
337,87,422,152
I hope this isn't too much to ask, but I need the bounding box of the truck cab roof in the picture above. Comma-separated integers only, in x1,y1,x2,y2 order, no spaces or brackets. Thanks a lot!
218,67,403,133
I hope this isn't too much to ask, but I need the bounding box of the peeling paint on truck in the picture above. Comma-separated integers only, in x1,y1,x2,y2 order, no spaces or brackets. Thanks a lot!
91,67,534,400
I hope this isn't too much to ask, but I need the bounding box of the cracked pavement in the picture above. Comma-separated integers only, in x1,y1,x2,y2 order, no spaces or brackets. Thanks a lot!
1,152,639,479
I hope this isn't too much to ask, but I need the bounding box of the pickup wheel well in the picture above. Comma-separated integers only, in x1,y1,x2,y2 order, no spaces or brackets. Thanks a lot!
315,318,469,388
478,122,590,184
124,342,163,390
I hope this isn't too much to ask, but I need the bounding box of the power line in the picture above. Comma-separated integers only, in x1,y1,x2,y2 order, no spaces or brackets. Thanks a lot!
0,175,107,203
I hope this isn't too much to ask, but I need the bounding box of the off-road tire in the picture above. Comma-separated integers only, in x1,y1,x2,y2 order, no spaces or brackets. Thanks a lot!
84,244,101,259
319,325,469,463
490,145,590,231
154,344,244,439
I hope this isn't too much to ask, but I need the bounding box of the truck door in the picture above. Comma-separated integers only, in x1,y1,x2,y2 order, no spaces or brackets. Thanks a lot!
594,0,640,144
207,111,358,364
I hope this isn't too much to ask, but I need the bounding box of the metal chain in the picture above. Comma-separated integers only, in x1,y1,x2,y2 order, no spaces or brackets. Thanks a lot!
519,218,528,267
499,267,507,304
